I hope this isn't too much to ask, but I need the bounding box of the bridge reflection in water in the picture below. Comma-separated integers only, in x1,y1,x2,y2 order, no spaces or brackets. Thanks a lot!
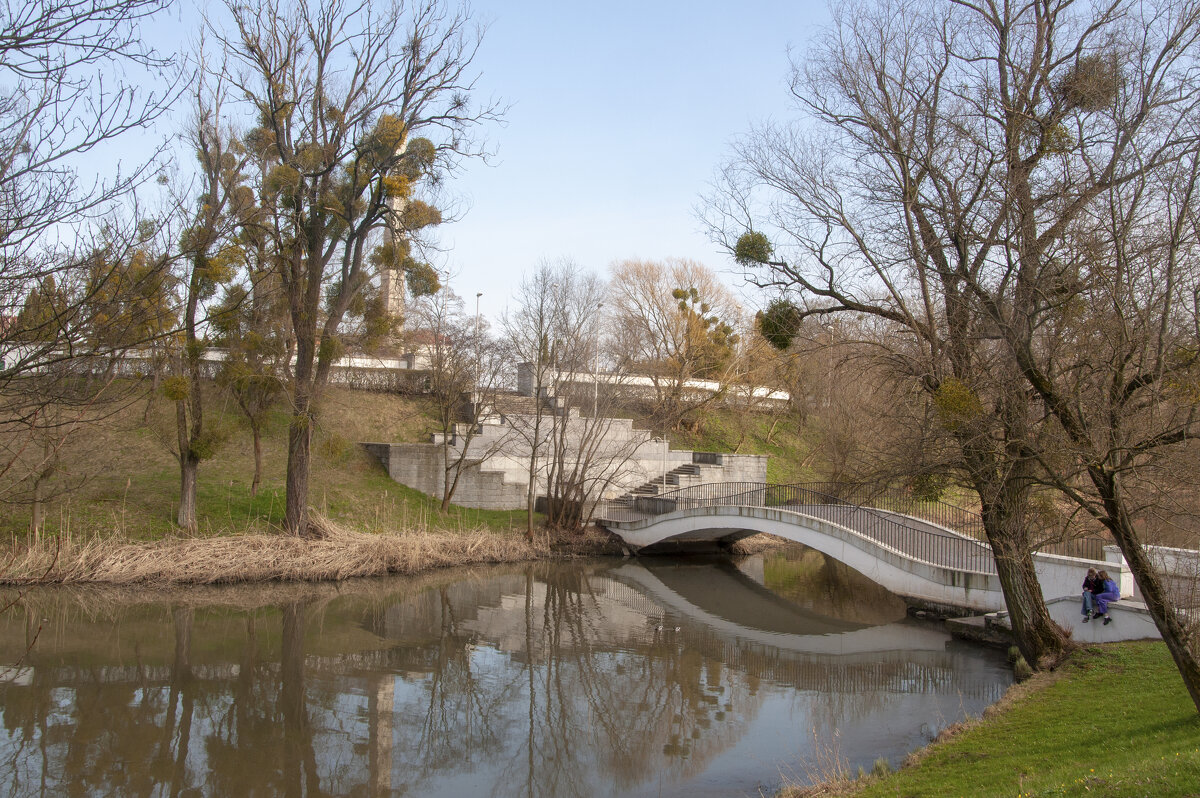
0,556,1011,798
599,482,1108,612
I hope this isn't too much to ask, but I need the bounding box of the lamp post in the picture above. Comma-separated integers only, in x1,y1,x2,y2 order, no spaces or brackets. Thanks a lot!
474,291,483,398
662,435,668,490
592,301,603,418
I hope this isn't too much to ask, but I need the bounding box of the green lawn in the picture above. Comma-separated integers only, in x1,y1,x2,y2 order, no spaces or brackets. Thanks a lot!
845,642,1200,798
3,385,535,540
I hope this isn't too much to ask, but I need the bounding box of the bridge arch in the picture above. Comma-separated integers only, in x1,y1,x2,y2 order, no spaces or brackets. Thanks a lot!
603,503,1007,612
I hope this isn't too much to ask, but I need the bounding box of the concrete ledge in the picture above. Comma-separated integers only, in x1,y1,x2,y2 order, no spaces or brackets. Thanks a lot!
946,615,1013,647
987,596,1161,642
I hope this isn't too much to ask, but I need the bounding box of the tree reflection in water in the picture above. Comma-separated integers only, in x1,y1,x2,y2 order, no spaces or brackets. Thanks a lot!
0,558,1011,797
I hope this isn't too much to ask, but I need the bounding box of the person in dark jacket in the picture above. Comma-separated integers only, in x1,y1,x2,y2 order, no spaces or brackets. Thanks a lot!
1080,567,1103,621
1092,570,1120,625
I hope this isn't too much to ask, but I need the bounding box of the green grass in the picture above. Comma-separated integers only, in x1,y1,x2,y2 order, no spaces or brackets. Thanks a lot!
3,384,535,541
846,641,1200,798
665,407,824,484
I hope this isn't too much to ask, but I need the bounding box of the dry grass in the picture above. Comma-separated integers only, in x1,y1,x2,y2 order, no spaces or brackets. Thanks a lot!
773,729,858,797
728,533,791,555
0,514,540,586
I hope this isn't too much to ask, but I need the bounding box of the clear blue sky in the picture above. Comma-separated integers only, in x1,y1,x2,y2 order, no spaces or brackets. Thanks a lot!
434,0,829,321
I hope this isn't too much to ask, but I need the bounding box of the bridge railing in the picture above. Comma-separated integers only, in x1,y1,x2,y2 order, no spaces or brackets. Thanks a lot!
608,481,997,575
784,482,987,540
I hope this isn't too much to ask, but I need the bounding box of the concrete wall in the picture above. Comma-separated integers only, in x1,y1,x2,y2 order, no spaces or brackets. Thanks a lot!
1033,550,1133,602
365,434,768,511
364,442,529,509
984,595,1163,642
516,363,791,408
1143,544,1200,577
1043,596,1161,642
34,347,430,392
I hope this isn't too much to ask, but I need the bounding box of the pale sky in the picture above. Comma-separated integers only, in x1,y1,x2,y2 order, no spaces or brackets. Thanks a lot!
143,0,831,323
428,0,830,321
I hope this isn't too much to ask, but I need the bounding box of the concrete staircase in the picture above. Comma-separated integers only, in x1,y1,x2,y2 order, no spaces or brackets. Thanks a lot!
606,462,718,511
365,390,767,511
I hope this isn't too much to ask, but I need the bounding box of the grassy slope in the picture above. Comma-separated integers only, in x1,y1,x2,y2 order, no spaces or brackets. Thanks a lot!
7,392,830,542
3,385,531,540
665,405,825,484
834,642,1200,798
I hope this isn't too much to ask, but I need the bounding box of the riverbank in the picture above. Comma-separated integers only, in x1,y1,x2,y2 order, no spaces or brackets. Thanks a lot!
782,640,1200,797
0,515,625,586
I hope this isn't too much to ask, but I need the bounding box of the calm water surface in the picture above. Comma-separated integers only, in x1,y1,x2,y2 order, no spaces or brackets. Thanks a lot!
0,549,1012,797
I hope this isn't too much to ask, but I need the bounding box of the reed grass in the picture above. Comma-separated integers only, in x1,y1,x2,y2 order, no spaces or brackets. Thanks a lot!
0,513,539,586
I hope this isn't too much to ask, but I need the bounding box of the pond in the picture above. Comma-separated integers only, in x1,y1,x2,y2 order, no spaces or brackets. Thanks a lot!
0,548,1012,797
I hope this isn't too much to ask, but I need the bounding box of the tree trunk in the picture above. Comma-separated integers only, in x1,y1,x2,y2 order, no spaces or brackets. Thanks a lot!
285,310,319,537
250,420,263,498
960,392,1069,668
30,474,45,533
285,408,312,537
1092,467,1200,712
525,413,541,543
177,456,199,534
986,519,1067,667
525,472,536,542
441,438,454,513
175,336,205,535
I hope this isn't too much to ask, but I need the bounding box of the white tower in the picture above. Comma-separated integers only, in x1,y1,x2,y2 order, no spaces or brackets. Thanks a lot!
380,227,407,327
381,136,409,332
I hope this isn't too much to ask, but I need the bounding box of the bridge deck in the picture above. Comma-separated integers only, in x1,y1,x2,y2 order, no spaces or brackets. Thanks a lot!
600,496,995,575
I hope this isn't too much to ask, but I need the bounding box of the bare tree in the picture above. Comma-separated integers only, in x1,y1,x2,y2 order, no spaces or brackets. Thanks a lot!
504,262,642,534
0,0,177,376
1000,147,1200,708
0,0,179,525
704,0,1076,667
211,269,290,499
207,0,503,536
537,274,643,529
608,258,741,432
710,0,1200,695
504,263,567,540
409,283,507,511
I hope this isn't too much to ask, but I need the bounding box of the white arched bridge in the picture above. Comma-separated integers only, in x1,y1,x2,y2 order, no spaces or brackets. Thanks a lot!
596,482,1117,614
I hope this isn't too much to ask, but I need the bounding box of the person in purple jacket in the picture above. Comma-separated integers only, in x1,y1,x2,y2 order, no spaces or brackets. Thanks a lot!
1080,567,1103,621
1092,570,1120,626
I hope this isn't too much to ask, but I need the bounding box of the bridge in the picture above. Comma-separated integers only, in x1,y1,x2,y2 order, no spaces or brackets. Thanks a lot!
596,482,1120,614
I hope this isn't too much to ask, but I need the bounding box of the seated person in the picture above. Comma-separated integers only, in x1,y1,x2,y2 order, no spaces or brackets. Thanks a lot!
1081,567,1102,621
1092,570,1120,625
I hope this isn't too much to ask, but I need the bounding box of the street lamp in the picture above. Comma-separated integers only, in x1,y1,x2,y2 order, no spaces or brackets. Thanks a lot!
592,301,604,418
662,435,668,490
474,291,483,395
